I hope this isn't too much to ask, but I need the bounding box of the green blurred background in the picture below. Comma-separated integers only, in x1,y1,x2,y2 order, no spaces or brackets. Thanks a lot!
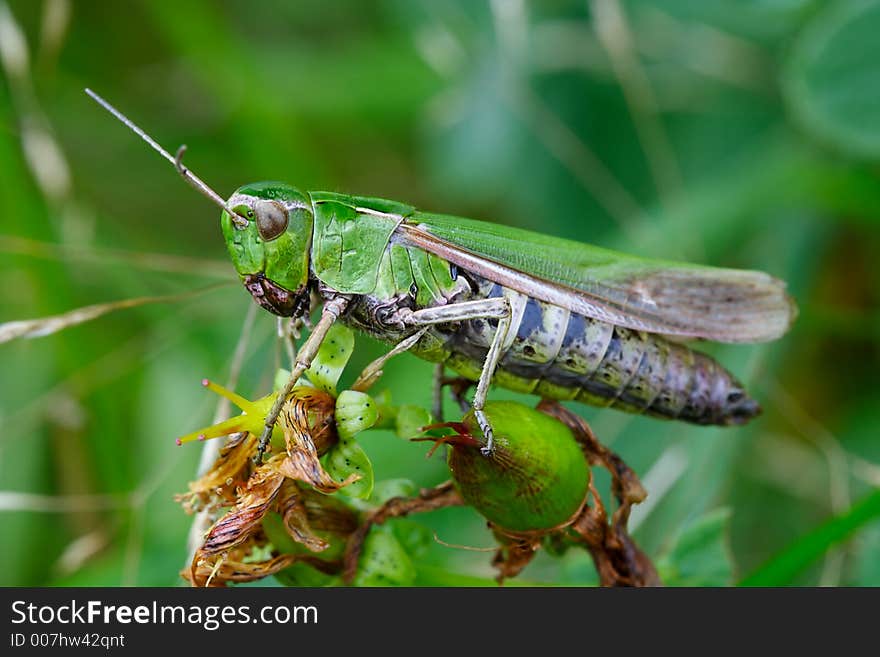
1,0,878,587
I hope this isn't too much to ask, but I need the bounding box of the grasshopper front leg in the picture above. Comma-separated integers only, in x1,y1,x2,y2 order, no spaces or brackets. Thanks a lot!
401,297,512,454
255,296,350,463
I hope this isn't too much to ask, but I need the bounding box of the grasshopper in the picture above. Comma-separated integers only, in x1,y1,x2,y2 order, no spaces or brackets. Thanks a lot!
86,90,796,460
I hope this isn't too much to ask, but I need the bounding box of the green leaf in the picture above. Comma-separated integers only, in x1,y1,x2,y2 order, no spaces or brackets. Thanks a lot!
657,508,734,587
391,520,433,561
351,525,416,587
394,404,434,439
853,526,880,585
784,0,880,158
304,324,355,395
369,389,396,429
274,563,340,587
740,489,880,586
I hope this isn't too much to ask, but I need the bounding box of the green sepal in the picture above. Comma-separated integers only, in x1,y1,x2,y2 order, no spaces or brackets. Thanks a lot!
335,389,379,440
367,389,395,430
351,524,416,587
176,381,284,447
322,390,377,499
322,439,373,500
304,324,355,395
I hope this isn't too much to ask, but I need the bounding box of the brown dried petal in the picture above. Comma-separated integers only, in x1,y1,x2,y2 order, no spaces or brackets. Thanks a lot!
491,530,541,584
187,553,299,587
185,535,344,587
298,486,361,536
569,475,661,586
276,480,330,553
179,432,257,510
278,400,358,493
197,458,285,557
277,453,359,493
280,390,338,455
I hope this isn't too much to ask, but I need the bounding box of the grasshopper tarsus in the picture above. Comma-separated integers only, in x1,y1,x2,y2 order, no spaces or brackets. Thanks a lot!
473,408,495,455
254,438,270,465
174,144,188,174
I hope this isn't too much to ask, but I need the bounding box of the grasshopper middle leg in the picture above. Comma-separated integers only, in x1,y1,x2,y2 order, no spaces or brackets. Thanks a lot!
351,327,430,393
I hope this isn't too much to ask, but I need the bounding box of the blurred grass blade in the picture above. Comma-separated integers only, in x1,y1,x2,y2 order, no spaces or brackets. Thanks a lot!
0,283,228,344
739,489,880,586
0,235,234,278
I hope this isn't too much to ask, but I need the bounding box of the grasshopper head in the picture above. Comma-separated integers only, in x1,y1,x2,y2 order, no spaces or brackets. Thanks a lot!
222,182,314,317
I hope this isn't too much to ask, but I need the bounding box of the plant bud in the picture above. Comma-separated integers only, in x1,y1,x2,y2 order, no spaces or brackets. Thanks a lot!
440,401,591,533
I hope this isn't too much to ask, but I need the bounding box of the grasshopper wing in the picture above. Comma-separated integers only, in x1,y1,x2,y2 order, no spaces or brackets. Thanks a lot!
398,213,796,344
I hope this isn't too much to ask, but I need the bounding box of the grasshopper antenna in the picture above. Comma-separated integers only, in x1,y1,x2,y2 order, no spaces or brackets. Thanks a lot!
85,88,248,228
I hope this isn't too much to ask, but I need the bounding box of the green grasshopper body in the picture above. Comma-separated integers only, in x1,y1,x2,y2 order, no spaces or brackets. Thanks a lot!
84,89,796,455
225,182,793,427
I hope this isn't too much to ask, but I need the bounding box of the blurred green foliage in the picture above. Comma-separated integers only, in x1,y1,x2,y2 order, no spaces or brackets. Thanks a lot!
0,0,878,587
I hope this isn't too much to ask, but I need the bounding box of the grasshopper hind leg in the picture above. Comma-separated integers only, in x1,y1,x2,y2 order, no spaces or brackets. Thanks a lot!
402,297,512,455
471,302,512,454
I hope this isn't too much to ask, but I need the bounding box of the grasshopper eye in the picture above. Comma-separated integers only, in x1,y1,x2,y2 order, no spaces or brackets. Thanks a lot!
254,200,288,241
